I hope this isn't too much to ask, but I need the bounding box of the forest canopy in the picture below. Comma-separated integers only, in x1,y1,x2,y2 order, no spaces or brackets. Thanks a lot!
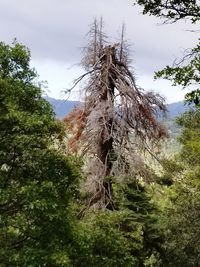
0,6,200,265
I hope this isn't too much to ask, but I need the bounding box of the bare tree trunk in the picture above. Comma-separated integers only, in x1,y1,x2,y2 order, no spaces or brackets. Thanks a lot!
95,46,116,209
64,18,168,212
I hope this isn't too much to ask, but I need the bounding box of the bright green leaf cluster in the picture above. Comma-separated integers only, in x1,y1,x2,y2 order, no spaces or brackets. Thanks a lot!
0,41,79,266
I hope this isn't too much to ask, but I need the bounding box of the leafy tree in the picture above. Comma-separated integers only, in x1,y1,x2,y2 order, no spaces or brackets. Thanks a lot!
114,181,163,266
71,180,162,267
134,0,200,23
155,43,200,106
133,0,200,106
156,108,200,266
0,41,79,266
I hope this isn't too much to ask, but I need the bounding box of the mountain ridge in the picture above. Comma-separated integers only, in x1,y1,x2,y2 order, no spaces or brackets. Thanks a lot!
45,96,190,119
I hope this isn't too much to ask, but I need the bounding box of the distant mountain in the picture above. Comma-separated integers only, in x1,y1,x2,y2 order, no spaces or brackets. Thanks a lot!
166,101,190,118
44,96,80,119
45,96,190,119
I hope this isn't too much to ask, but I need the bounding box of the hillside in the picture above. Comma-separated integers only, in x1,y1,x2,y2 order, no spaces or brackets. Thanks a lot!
44,96,80,119
166,101,189,118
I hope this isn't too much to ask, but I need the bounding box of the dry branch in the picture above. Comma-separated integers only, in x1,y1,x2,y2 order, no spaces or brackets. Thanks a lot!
64,19,168,210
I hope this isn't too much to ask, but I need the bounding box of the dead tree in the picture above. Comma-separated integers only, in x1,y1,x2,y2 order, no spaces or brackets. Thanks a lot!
64,19,167,210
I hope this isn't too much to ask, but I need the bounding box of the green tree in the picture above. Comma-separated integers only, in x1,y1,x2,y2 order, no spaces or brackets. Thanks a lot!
133,0,200,105
68,179,163,267
157,108,200,266
0,41,79,266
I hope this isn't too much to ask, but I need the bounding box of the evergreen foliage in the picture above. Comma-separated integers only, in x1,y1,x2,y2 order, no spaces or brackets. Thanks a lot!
71,181,162,267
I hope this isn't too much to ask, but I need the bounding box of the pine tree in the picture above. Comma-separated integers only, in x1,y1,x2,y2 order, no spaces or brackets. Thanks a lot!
64,19,167,210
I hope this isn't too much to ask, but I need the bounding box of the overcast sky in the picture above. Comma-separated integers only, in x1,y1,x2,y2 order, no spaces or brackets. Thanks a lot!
0,0,199,103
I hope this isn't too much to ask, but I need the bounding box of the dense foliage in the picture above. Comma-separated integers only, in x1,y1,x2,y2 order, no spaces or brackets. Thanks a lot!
129,4,200,263
1,35,200,266
0,40,165,267
0,41,79,266
71,181,163,267
159,108,200,266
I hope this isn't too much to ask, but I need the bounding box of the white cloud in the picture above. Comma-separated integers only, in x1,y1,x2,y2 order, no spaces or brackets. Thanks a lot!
0,0,198,103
